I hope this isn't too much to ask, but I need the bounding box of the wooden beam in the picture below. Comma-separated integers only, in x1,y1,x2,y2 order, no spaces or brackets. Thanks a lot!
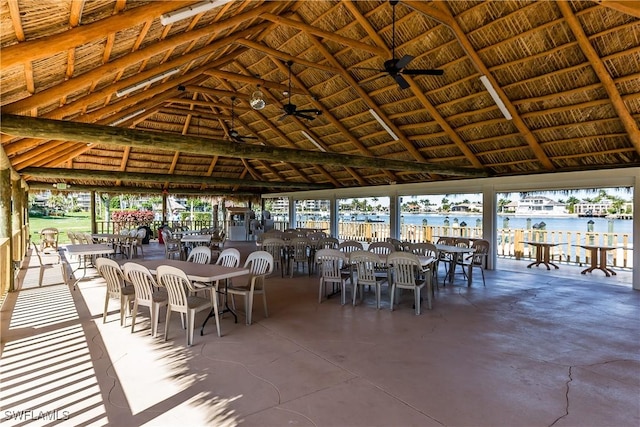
27,182,255,197
405,0,556,171
235,39,338,74
1,2,200,69
558,0,640,155
1,114,488,177
594,0,640,18
259,12,387,58
21,167,330,190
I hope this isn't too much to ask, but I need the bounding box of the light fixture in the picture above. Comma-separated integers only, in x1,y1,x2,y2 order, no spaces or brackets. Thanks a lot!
249,85,266,110
53,183,68,190
110,109,146,126
479,75,512,120
115,69,181,97
301,131,326,152
369,108,399,141
160,0,233,26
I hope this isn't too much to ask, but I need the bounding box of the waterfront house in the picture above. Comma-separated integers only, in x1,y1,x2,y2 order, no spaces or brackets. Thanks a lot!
513,196,569,216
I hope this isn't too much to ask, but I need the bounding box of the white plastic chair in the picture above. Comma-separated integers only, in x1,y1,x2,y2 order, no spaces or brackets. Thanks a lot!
123,262,167,337
349,250,387,308
186,246,212,264
40,227,59,250
157,265,215,346
32,243,67,287
367,241,394,255
289,237,312,277
227,251,273,325
462,239,490,287
315,248,351,304
338,240,363,254
388,252,431,315
262,238,286,277
95,257,135,326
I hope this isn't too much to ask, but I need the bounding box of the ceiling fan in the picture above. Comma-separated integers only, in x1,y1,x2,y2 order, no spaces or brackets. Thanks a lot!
279,60,322,121
228,97,258,143
356,0,444,89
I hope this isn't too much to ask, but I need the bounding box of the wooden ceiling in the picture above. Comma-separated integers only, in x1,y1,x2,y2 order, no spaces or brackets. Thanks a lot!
1,0,639,198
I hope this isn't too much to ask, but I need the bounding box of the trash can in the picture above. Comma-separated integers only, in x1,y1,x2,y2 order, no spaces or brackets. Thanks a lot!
137,225,152,244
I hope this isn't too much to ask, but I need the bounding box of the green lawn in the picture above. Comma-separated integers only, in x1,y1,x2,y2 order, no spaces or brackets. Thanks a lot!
29,212,93,245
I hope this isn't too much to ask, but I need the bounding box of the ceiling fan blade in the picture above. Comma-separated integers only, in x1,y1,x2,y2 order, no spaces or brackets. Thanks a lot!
295,113,317,121
296,109,322,115
394,74,410,89
278,114,288,121
395,54,414,70
402,69,444,76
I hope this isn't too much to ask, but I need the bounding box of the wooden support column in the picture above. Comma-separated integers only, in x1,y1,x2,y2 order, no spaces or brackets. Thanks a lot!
12,177,24,262
0,150,13,292
162,193,168,224
90,191,97,234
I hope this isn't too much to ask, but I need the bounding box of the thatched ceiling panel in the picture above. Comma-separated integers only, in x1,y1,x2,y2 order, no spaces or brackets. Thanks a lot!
0,2,18,46
534,119,626,142
0,66,28,105
15,0,71,40
3,0,638,196
456,1,538,37
457,121,519,142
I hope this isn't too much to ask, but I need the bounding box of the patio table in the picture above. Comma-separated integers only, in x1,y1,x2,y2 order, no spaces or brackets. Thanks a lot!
64,244,115,289
126,259,250,334
525,242,560,270
574,244,618,277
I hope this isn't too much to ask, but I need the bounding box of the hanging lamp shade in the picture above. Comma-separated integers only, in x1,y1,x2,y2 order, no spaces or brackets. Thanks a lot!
250,86,266,110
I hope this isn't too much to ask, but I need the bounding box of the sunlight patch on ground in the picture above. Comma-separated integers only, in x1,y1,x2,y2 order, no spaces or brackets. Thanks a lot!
1,322,107,425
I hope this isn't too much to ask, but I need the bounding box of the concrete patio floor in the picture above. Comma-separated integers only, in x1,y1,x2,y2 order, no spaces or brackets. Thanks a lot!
1,241,638,426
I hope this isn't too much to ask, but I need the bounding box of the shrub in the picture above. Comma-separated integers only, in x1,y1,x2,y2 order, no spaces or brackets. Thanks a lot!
111,210,155,224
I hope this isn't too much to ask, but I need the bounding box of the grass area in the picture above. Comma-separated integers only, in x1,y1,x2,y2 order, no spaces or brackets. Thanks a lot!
29,212,92,245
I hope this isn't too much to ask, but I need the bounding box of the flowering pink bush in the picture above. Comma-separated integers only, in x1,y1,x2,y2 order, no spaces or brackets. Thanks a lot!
111,210,154,223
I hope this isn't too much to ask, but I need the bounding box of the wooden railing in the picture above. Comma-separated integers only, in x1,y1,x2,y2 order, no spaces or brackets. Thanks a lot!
294,220,633,270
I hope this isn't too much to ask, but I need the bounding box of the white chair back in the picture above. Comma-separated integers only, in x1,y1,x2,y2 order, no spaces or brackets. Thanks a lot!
216,248,240,267
187,246,212,264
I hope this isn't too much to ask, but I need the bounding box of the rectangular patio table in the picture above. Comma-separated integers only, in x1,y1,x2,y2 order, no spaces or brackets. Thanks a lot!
126,259,250,334
64,244,115,289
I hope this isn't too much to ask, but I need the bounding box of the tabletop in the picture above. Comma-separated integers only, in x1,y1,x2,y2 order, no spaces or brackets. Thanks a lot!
525,241,560,247
435,244,474,254
574,244,619,251
180,234,213,243
64,244,115,256
125,259,249,283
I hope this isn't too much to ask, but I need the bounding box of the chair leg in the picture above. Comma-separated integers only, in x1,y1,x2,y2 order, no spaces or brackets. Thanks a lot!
245,294,251,325
318,278,324,303
389,284,396,311
212,296,221,338
262,291,268,318
164,309,171,341
187,310,195,346
151,303,159,338
415,288,421,315
103,294,110,323
38,266,44,287
130,301,138,333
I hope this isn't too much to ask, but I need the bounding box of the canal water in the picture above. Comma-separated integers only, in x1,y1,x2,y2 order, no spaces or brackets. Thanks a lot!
317,213,634,242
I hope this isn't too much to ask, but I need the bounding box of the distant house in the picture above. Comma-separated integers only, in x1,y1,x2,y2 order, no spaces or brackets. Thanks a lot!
450,202,482,213
513,196,568,216
574,200,612,217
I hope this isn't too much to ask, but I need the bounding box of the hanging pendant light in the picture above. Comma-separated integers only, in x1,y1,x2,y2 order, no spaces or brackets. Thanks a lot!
250,85,266,110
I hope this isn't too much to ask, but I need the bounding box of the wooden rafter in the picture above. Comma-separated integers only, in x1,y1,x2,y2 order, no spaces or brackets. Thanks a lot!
557,0,640,155
405,0,555,171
